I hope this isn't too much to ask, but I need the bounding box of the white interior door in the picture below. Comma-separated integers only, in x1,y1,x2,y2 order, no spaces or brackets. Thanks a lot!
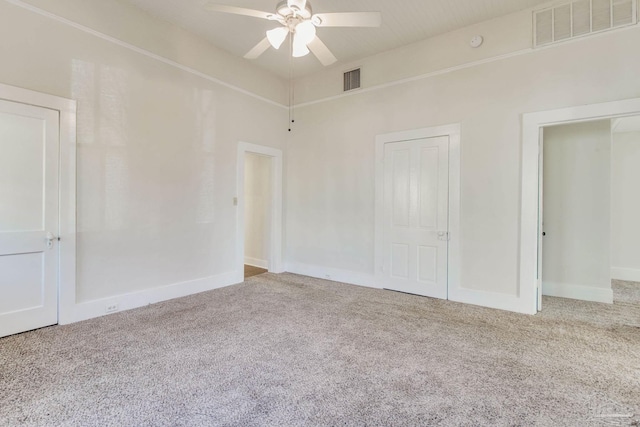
537,129,544,311
382,136,449,299
0,98,59,338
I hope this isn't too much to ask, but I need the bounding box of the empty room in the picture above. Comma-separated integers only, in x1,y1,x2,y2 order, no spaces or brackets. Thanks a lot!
1,0,639,425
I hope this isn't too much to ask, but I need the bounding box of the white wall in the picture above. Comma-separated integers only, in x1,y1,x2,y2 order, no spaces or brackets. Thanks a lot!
611,130,640,282
287,9,640,311
294,10,533,105
4,0,640,318
244,153,272,269
13,0,287,105
542,121,612,302
0,0,287,318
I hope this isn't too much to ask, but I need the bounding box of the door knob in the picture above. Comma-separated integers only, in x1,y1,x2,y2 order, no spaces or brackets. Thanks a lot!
46,232,57,249
438,231,450,241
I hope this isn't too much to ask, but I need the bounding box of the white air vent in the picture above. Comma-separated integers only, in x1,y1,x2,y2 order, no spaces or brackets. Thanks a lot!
534,0,637,47
344,68,361,92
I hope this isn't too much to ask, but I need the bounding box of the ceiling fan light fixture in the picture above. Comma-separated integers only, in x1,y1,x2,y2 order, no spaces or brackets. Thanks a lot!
267,26,289,49
292,33,310,57
295,20,316,45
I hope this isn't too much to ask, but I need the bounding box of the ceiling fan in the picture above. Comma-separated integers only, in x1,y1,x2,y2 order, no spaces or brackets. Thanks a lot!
205,0,382,66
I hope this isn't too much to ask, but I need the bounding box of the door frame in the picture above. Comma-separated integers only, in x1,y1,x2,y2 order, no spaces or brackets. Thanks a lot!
374,123,461,299
236,142,284,281
520,97,640,314
0,83,77,325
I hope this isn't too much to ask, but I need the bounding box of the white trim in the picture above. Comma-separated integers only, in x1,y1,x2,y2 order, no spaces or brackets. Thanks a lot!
237,142,284,282
0,82,77,326
611,118,623,132
4,0,286,109
285,262,380,290
520,97,640,315
374,124,461,303
70,272,238,323
611,267,640,282
542,281,614,304
245,257,269,269
449,287,531,313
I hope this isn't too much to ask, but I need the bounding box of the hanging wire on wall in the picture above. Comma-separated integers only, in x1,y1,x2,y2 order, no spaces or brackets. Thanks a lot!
288,33,295,132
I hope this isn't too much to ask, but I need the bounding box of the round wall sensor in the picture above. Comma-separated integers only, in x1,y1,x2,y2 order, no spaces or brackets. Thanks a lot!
470,35,484,48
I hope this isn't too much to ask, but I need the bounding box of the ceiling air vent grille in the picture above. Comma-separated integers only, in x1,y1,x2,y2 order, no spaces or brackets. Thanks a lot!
534,0,637,47
344,68,361,92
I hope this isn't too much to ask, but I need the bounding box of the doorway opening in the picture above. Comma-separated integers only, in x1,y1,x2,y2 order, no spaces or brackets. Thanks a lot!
520,97,640,313
236,142,284,282
538,116,640,310
244,152,272,278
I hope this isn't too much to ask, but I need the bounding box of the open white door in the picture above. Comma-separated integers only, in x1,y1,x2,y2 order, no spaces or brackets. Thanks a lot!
0,99,59,338
382,136,449,299
537,129,544,311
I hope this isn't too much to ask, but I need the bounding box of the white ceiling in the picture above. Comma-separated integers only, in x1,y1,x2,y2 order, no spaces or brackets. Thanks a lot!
124,0,552,78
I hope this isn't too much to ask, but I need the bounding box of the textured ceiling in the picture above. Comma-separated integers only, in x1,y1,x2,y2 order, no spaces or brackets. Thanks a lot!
124,0,552,78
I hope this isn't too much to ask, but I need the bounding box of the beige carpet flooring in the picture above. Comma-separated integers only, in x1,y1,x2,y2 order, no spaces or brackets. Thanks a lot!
1,274,639,426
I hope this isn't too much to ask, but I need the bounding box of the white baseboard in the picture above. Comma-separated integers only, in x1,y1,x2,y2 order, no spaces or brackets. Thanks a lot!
542,281,613,304
63,271,239,325
611,267,640,283
244,257,268,269
285,262,380,290
448,287,536,315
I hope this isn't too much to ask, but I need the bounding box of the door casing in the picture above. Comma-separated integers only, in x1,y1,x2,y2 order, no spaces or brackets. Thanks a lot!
381,136,450,299
521,97,640,315
0,83,77,325
0,99,59,337
236,142,284,281
375,124,461,300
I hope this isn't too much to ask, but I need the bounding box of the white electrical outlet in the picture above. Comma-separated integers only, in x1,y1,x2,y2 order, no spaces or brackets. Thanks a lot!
105,304,119,314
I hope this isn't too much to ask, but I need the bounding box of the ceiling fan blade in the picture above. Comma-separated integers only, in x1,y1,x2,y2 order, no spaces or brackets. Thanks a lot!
308,37,337,66
205,3,275,20
244,37,272,59
312,12,381,28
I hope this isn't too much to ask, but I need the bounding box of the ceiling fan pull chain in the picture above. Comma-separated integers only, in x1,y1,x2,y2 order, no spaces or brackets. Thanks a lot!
291,38,296,129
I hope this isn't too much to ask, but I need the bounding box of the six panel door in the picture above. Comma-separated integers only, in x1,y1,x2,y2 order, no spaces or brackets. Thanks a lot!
383,136,449,299
0,98,59,338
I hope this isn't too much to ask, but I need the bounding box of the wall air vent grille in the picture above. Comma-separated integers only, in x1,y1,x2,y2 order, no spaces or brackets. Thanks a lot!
534,0,637,47
344,68,361,92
